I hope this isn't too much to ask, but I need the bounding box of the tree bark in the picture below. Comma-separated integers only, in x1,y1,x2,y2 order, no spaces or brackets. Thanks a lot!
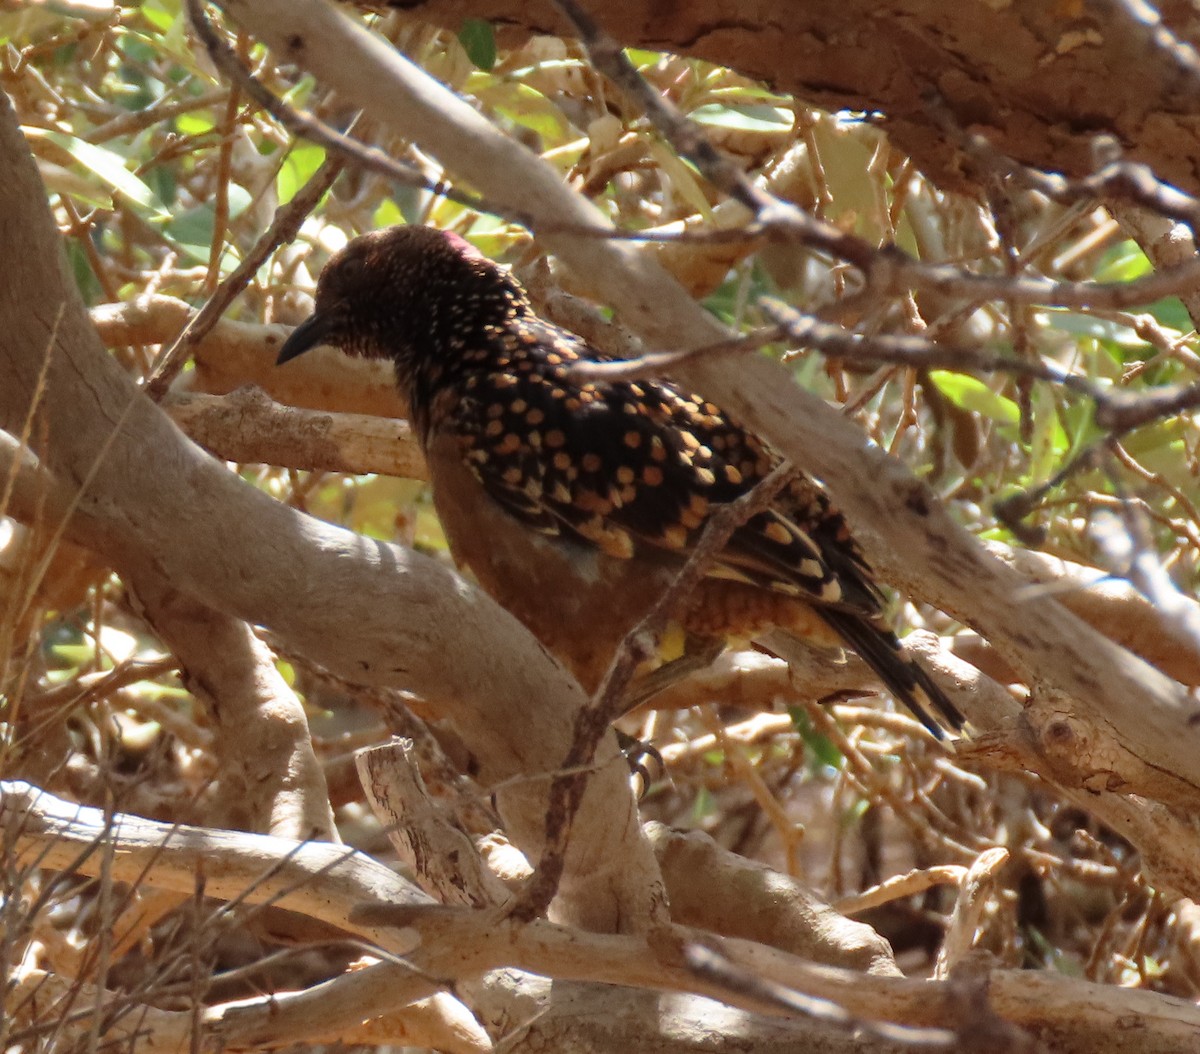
391,0,1200,195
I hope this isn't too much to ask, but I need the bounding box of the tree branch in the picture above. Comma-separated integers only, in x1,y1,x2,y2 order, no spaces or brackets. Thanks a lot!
9,779,1200,1054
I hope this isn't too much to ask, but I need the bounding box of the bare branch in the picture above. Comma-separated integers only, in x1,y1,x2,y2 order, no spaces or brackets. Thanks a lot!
163,389,427,479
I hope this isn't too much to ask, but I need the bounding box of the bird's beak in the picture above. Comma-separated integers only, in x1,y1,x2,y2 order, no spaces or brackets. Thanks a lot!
276,311,334,365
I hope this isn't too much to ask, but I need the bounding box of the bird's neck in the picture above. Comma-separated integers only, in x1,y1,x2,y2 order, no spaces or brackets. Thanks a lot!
396,292,535,442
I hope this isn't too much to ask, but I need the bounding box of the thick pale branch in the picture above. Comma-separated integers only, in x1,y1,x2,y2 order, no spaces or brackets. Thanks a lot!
127,568,338,841
988,543,1200,686
163,389,427,479
1,780,428,949
646,823,899,977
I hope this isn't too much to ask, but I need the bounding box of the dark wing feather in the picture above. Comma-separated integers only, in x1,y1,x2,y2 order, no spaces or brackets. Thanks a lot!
445,318,859,612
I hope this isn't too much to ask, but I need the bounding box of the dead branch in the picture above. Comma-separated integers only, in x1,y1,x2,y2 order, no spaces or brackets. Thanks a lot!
356,738,509,908
8,780,1200,1054
934,848,1010,980
126,567,338,840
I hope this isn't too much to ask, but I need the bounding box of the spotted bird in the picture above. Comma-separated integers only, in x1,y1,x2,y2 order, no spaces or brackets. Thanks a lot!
277,225,962,739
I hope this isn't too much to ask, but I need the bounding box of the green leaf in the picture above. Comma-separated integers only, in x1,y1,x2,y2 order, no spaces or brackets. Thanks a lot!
141,5,174,31
146,165,178,208
1121,419,1191,485
164,210,210,259
929,370,1020,427
1024,926,1084,975
1147,296,1191,331
50,643,97,666
1029,386,1068,481
1095,240,1151,282
458,18,496,71
789,707,843,769
1058,398,1099,458
162,185,251,264
373,198,405,228
65,239,102,305
690,103,793,132
275,659,295,687
488,83,568,143
625,48,664,69
48,133,163,213
276,142,326,205
175,112,215,137
702,85,793,105
1043,309,1152,348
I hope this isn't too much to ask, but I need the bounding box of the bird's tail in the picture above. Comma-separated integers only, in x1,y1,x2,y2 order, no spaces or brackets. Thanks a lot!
815,609,963,740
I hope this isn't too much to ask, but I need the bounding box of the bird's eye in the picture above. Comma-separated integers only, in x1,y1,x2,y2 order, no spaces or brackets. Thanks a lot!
337,253,367,283
322,254,370,306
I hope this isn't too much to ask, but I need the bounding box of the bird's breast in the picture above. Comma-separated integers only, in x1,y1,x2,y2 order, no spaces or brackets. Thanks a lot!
424,427,679,693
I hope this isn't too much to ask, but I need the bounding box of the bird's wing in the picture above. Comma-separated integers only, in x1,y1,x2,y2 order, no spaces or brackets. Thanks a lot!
443,320,881,617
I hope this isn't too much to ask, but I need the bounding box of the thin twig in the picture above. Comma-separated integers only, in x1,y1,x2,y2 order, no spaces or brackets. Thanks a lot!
575,298,1200,452
567,327,780,383
143,119,348,398
682,943,962,1049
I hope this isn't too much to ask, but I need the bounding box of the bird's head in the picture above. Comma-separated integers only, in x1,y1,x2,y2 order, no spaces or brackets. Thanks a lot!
276,225,530,375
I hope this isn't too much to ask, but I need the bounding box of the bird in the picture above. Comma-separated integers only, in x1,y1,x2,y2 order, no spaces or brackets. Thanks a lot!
276,225,963,740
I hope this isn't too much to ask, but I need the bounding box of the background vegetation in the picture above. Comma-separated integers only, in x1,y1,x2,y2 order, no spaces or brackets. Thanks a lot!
4,1,1200,1050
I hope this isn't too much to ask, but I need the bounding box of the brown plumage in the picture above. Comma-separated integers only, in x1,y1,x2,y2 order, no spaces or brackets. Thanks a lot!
278,225,962,739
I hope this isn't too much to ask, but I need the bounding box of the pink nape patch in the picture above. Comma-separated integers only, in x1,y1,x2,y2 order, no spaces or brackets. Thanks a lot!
441,230,485,260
